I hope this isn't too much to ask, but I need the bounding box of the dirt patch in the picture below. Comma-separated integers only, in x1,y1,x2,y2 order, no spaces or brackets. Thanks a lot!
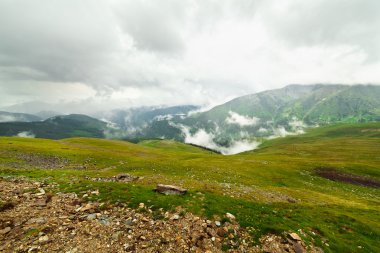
16,153,69,169
0,152,69,169
315,167,380,188
84,173,141,183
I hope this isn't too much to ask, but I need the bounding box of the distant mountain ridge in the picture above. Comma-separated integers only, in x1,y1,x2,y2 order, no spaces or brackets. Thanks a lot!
0,111,42,123
0,84,379,152
130,84,380,150
0,114,107,139
191,84,380,125
0,105,199,140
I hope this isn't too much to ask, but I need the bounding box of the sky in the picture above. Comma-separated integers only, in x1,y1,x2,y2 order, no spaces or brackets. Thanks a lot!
0,0,379,114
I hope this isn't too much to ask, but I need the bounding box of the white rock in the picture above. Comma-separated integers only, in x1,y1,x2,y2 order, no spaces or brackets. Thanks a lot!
288,232,302,241
38,235,49,243
171,214,180,220
226,213,236,220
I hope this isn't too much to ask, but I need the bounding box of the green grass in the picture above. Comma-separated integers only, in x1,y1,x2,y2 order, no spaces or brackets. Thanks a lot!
0,122,379,252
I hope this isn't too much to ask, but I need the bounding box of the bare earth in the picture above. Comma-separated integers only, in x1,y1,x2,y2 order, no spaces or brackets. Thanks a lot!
0,177,323,253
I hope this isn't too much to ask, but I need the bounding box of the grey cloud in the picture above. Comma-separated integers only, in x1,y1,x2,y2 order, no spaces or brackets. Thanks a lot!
0,0,379,112
263,0,380,60
0,0,121,84
114,0,188,53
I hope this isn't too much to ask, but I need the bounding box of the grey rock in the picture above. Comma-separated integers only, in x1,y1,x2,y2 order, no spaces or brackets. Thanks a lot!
0,226,11,235
155,184,187,195
86,213,97,221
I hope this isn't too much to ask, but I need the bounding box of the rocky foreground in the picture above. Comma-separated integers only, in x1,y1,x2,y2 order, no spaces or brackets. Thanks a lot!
0,177,323,253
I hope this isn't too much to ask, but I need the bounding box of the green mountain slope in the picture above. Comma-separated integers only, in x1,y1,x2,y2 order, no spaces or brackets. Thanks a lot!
304,85,380,123
145,84,380,148
185,84,380,126
0,114,107,139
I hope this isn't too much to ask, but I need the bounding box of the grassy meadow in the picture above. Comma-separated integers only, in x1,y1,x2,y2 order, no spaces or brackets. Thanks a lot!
1,122,379,252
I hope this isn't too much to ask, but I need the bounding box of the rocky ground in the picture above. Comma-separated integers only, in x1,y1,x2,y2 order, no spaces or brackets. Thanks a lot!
0,177,323,253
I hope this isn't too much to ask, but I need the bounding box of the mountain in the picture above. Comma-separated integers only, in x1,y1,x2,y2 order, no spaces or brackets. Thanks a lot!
1,101,53,114
35,111,61,120
1,85,379,150
131,84,380,148
186,84,380,125
95,105,198,138
0,114,107,139
0,111,42,122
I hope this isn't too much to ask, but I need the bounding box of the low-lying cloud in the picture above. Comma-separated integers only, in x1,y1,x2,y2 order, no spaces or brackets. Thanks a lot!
0,115,17,122
267,118,307,139
225,111,259,126
179,125,260,155
16,131,35,138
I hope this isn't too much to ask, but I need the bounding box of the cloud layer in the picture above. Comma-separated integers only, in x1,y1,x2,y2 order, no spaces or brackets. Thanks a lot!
1,0,379,113
226,111,259,126
180,125,260,155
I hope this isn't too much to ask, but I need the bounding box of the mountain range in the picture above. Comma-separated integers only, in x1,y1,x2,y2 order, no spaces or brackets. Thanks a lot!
0,84,379,153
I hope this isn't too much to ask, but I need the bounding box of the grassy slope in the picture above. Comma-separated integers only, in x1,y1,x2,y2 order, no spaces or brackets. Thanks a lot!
0,114,106,139
0,123,379,252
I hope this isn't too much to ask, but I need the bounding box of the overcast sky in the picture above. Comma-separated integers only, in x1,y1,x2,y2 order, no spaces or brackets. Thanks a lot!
0,0,379,113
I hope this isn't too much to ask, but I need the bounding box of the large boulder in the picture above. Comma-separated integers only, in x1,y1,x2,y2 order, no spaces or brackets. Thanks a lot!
155,184,187,195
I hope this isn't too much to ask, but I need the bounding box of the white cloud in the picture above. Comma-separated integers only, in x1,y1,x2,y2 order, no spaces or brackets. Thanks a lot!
226,111,259,126
268,123,305,139
289,117,306,134
0,115,17,122
179,125,259,155
154,114,174,121
223,140,260,155
258,127,268,133
16,131,35,138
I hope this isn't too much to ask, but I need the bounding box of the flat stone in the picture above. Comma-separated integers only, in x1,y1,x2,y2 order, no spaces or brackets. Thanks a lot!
171,214,180,220
226,213,235,220
288,232,302,241
34,198,46,207
81,203,95,212
38,235,49,243
0,227,11,235
90,190,99,195
27,217,47,224
87,213,97,221
28,246,38,252
155,184,187,195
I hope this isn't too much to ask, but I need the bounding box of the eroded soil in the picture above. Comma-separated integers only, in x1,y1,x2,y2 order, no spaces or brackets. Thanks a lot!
315,168,380,188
